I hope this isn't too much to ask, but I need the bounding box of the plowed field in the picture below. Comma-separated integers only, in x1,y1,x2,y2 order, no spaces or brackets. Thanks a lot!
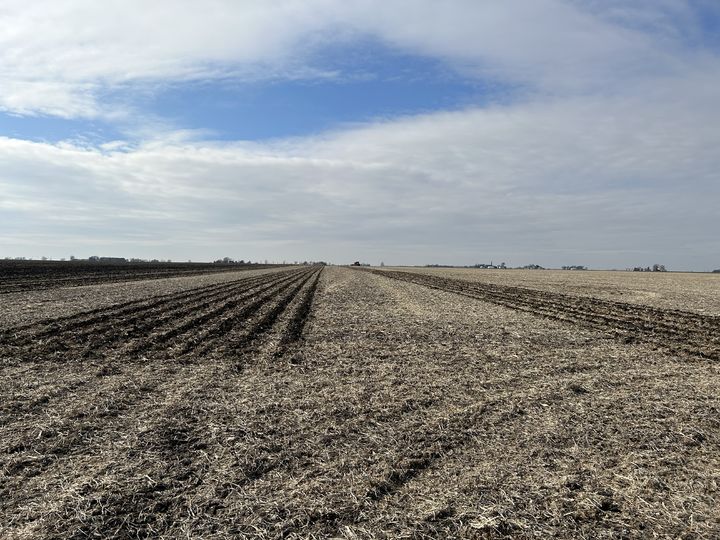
0,260,274,294
1,266,718,539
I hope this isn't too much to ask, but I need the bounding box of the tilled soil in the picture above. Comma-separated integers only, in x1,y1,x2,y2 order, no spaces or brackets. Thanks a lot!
1,267,718,539
370,268,720,362
391,267,720,315
0,260,275,294
0,266,291,329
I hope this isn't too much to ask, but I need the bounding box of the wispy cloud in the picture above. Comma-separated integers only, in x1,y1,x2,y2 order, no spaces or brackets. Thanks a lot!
2,1,717,118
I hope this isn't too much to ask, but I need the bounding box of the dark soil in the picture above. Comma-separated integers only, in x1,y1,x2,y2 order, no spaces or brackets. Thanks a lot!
0,259,277,294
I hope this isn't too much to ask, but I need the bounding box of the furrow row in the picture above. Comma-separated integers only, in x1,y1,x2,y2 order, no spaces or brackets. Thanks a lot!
0,266,268,294
373,270,718,335
3,269,324,537
0,271,313,426
0,271,304,361
131,269,315,357
0,269,319,496
274,268,322,357
370,270,720,360
0,269,294,345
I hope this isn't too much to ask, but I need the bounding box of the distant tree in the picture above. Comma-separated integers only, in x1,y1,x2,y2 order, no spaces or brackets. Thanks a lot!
69,255,77,261
41,256,48,261
380,261,385,267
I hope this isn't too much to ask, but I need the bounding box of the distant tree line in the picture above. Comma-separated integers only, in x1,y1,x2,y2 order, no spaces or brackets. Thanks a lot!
632,264,667,272
425,262,508,269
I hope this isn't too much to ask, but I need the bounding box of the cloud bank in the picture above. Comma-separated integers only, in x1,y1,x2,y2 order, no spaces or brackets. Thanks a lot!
1,1,719,268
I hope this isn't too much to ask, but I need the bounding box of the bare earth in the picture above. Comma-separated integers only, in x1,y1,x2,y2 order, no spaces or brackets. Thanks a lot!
0,266,718,538
0,266,292,328
390,267,720,315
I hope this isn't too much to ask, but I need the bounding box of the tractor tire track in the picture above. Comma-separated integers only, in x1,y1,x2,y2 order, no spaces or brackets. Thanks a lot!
273,400,492,538
368,269,720,361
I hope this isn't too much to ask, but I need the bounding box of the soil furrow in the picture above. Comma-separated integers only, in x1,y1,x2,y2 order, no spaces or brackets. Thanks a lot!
275,268,322,357
369,269,720,360
0,270,289,346
0,269,319,537
130,269,313,357
0,273,305,430
0,273,311,495
0,272,301,391
181,269,319,356
211,270,318,358
36,269,324,537
374,270,718,335
0,265,273,294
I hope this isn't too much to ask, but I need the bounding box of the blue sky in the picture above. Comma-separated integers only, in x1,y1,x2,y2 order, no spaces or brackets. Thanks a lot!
1,0,719,269
0,39,502,143
145,47,494,141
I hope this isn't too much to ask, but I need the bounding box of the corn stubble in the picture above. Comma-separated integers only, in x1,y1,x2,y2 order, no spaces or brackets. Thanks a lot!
0,266,718,538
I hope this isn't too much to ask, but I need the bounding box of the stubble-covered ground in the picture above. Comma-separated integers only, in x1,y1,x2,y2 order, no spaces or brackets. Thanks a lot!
1,266,718,538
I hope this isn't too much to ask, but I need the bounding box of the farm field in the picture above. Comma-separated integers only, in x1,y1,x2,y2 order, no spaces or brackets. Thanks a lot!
391,267,720,315
1,266,719,538
0,260,275,295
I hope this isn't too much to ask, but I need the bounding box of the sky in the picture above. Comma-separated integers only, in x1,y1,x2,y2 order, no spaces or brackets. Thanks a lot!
1,1,719,270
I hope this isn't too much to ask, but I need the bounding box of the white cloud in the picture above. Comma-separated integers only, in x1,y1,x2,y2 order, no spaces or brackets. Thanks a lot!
1,1,719,268
1,77,718,268
0,0,714,117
